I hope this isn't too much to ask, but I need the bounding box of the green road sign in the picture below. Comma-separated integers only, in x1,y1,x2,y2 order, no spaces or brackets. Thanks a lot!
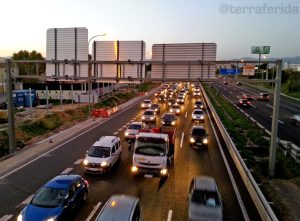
251,46,270,54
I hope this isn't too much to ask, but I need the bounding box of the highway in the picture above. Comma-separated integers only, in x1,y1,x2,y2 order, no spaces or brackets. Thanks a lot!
211,80,300,147
0,86,261,221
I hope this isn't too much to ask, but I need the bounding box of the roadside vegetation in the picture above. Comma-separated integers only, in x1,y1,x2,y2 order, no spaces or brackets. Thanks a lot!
0,82,159,158
203,83,300,221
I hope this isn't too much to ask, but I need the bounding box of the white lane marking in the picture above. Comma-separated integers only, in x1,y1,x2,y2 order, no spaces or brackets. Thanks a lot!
201,84,250,221
130,119,134,122
61,168,73,174
167,210,173,221
118,128,123,131
180,132,184,148
16,194,33,208
74,159,83,165
185,111,187,118
0,95,149,180
269,116,284,124
250,104,256,108
113,131,118,135
85,202,102,221
0,215,13,221
266,104,273,108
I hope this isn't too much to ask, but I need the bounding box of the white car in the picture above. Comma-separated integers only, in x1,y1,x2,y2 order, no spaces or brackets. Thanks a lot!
170,104,181,115
83,136,121,174
141,99,151,108
142,109,156,123
192,109,205,122
125,122,146,140
177,96,185,104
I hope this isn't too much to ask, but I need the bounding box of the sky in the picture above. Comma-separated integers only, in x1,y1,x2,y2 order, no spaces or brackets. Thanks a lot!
0,0,299,59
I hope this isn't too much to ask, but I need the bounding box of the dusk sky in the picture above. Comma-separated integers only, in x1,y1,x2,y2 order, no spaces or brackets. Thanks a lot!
1,0,299,59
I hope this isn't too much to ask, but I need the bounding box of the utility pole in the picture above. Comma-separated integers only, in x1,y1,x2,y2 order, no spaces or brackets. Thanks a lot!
6,59,16,154
269,60,282,177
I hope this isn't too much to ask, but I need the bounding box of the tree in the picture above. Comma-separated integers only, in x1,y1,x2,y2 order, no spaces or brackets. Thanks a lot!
285,70,300,92
12,50,45,76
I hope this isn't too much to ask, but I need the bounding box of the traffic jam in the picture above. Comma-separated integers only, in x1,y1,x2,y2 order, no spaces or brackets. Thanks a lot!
16,82,224,221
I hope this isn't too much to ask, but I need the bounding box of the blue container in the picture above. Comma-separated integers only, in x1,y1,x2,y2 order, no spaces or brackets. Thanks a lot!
13,91,25,107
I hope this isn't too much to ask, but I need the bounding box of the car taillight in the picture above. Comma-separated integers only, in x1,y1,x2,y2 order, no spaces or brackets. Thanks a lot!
247,101,250,104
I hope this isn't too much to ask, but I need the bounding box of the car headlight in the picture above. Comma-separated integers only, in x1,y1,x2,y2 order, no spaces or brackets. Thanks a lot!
141,104,145,107
142,116,145,119
83,159,89,165
203,138,208,144
125,132,129,136
176,110,180,113
201,105,204,108
200,116,204,119
190,137,195,143
192,115,196,119
101,161,107,167
160,168,168,175
161,120,165,124
47,218,56,221
17,214,23,221
171,121,176,125
170,109,173,112
131,166,138,173
150,117,154,120
194,105,197,108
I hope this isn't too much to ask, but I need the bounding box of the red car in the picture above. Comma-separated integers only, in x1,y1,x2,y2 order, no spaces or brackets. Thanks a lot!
237,99,251,107
241,93,255,101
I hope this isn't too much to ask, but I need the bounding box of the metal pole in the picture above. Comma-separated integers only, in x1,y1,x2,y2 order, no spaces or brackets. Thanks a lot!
29,88,32,118
6,59,16,154
268,60,282,177
59,84,62,111
71,84,73,106
46,86,49,115
88,79,91,116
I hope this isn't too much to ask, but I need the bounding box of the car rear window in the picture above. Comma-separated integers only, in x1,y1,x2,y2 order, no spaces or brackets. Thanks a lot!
191,190,220,206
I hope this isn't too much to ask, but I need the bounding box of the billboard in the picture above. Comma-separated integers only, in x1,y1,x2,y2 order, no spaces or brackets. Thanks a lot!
243,65,255,76
220,68,240,75
251,46,270,54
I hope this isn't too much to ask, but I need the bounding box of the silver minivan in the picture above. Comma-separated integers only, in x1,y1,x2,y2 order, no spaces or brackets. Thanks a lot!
95,194,143,221
188,176,223,221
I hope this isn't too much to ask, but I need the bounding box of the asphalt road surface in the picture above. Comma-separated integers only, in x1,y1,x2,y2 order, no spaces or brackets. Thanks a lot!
212,80,300,147
0,87,260,221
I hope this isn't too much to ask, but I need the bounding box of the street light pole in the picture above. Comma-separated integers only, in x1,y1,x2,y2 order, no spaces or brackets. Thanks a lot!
268,60,282,177
6,59,16,154
88,33,106,116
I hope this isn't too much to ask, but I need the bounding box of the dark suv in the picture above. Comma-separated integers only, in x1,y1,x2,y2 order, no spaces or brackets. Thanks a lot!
189,126,208,148
161,112,177,126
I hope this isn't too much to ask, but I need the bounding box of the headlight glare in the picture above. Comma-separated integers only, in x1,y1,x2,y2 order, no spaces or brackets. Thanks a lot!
190,137,195,143
125,132,129,136
131,166,138,173
203,138,208,144
83,159,89,165
101,161,107,167
17,214,23,221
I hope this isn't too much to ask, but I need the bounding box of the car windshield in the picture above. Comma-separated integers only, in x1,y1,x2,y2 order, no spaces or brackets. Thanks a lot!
191,190,220,206
192,128,206,136
194,110,203,115
144,100,151,104
172,105,180,108
195,101,203,105
135,138,166,156
88,146,110,158
31,187,66,208
163,114,175,121
128,124,142,130
151,104,159,108
144,111,154,115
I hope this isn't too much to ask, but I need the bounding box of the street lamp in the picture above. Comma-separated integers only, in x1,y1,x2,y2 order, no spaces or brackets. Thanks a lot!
87,33,106,116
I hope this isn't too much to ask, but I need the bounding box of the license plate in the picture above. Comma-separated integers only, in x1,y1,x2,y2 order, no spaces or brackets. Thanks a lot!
144,174,153,178
196,143,202,145
88,168,101,171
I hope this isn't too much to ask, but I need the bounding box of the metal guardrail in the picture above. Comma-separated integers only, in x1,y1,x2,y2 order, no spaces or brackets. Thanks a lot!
201,84,278,221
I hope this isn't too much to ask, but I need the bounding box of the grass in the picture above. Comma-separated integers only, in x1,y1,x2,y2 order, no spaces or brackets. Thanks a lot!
203,83,300,220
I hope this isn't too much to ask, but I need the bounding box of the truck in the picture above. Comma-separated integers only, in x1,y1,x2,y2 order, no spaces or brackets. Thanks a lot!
131,126,176,177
